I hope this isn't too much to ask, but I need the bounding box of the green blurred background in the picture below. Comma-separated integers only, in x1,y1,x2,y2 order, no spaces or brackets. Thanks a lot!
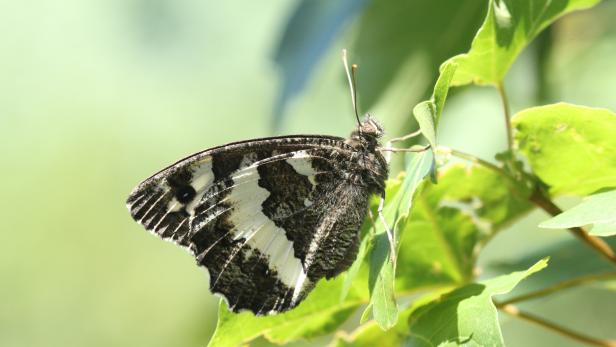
1,1,615,346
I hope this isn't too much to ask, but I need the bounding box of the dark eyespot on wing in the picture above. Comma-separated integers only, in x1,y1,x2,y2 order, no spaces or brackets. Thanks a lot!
175,185,196,204
126,157,213,245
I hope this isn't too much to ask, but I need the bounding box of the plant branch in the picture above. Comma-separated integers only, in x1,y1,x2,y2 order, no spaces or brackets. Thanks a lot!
497,82,514,150
441,146,616,266
499,305,616,347
497,272,616,306
530,189,616,266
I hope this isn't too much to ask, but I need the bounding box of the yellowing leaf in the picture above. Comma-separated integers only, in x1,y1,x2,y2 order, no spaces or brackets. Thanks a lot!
513,103,616,196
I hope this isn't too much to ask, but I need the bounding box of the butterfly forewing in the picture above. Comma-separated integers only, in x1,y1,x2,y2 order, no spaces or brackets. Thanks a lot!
126,135,383,314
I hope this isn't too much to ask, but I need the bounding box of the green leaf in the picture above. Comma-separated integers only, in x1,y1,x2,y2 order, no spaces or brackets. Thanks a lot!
405,258,548,346
413,61,458,151
413,101,437,150
383,152,436,227
513,103,616,196
413,61,458,180
369,256,398,330
447,0,600,86
395,164,533,292
207,277,364,347
366,151,434,330
539,190,616,237
433,61,458,128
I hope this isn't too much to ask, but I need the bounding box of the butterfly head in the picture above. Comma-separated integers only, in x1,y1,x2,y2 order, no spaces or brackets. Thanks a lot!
359,115,384,138
348,114,384,149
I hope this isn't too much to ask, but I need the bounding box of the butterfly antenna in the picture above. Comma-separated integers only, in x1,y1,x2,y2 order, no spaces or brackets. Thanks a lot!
342,49,362,129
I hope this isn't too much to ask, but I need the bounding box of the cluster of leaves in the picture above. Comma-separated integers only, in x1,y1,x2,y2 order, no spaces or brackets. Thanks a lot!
210,0,616,346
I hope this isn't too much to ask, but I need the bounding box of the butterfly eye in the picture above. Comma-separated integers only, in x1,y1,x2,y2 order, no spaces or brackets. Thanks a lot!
175,185,196,203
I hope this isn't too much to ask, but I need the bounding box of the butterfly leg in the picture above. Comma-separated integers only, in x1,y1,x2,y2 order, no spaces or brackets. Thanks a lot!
367,209,378,235
379,144,431,153
388,129,422,143
377,195,397,267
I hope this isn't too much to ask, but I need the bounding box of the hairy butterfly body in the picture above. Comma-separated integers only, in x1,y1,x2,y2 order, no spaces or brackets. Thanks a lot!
126,117,387,314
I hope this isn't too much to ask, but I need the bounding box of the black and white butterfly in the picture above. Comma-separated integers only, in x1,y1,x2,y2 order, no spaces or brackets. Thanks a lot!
124,52,425,315
126,117,389,315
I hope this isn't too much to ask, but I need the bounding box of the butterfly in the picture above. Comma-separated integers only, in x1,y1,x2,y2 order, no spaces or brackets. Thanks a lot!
126,117,388,315
124,51,425,315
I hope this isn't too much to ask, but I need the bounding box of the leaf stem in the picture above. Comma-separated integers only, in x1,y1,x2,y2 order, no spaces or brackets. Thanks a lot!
497,81,514,150
529,189,616,266
499,305,616,347
496,272,616,306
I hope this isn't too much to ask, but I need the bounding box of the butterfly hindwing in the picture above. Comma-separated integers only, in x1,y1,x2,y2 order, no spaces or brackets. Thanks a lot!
126,135,378,314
